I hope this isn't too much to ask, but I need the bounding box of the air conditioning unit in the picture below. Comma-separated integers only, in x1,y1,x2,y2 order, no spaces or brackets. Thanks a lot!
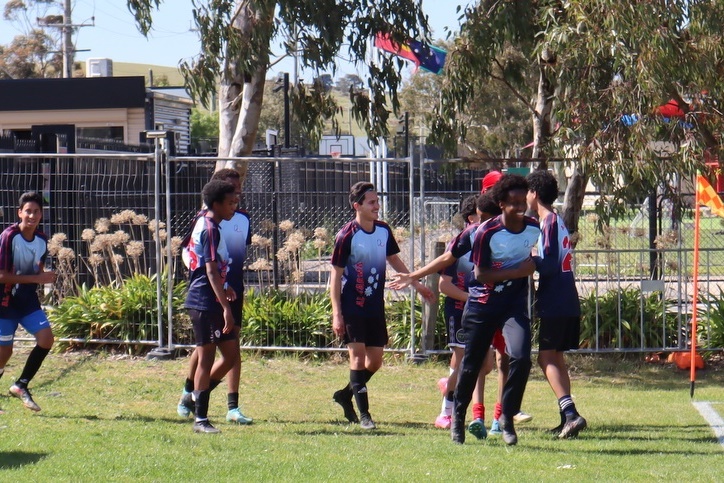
86,58,113,78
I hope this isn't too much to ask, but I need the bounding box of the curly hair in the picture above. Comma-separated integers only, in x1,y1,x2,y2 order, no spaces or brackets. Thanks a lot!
526,169,558,205
202,180,236,209
476,192,501,217
211,168,241,183
459,195,479,223
491,174,529,204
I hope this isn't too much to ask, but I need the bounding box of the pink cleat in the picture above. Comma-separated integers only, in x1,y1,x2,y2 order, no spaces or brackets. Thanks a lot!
437,377,449,395
435,414,452,429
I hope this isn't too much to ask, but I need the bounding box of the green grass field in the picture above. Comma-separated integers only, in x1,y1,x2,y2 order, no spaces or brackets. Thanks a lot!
0,350,722,481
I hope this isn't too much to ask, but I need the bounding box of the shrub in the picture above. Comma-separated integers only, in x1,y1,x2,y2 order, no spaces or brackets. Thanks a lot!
700,291,724,349
50,274,188,354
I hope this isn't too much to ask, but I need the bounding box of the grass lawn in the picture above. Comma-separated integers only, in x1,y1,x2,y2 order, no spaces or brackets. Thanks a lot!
0,350,722,482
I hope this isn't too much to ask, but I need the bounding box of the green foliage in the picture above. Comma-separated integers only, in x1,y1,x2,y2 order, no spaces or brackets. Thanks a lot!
190,108,219,140
50,274,188,355
578,288,677,350
386,297,447,350
241,289,333,349
700,291,724,349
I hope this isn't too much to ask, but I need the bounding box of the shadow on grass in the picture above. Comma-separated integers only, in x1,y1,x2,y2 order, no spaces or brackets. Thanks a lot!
0,451,48,469
37,413,192,425
33,353,95,391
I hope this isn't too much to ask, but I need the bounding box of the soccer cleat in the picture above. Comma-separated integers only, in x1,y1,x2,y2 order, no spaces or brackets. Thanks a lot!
177,391,194,418
513,411,533,424
434,414,452,429
333,389,359,423
226,407,253,425
359,412,376,430
499,415,518,446
451,414,465,444
9,384,41,412
467,418,488,440
437,377,448,395
489,419,502,435
549,422,565,436
193,419,221,434
558,415,587,439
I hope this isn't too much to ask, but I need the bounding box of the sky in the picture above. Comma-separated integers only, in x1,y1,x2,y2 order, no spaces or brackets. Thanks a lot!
0,0,473,81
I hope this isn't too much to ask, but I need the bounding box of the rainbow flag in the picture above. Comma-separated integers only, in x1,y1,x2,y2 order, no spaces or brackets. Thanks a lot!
374,33,446,74
696,174,724,218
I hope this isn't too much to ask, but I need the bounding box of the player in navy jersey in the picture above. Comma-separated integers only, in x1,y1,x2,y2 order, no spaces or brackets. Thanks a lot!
177,169,254,425
451,174,540,445
183,180,240,434
331,182,432,430
0,192,57,412
527,170,587,439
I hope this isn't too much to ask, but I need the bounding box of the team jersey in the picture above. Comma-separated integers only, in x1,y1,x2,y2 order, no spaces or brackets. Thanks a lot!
331,219,400,316
442,223,480,319
468,215,540,313
182,209,251,294
533,212,581,317
0,223,48,318
184,215,230,312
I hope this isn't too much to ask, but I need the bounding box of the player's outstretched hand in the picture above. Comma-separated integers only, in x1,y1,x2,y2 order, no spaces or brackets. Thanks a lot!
389,273,413,290
413,281,435,303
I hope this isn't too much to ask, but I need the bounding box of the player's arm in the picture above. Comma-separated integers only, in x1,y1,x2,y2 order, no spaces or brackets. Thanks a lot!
386,254,434,302
0,268,56,285
474,258,536,284
390,251,457,290
438,274,467,302
330,265,345,338
205,260,234,334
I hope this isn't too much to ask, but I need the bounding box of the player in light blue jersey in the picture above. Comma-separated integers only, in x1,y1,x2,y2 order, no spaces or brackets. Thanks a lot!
451,174,540,445
331,182,432,430
527,169,586,439
0,192,57,412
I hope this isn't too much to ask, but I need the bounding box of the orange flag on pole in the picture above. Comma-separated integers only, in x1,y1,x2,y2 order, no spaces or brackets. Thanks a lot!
696,174,724,218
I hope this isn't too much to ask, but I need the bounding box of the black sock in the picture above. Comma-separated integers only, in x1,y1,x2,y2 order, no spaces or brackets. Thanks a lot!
184,378,194,393
228,392,239,410
363,368,375,383
210,379,222,391
558,395,579,419
194,389,211,420
446,391,454,402
16,345,50,388
350,369,369,415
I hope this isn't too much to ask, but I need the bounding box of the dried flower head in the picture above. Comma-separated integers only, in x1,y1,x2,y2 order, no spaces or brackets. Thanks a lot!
51,233,67,245
170,236,184,256
112,254,124,266
279,219,295,232
88,253,104,267
313,238,327,250
313,227,329,240
251,234,272,249
284,231,306,252
249,258,272,271
113,230,130,246
291,270,304,284
110,210,137,225
81,229,96,242
148,219,166,233
125,241,145,258
58,247,75,262
260,219,276,233
95,217,111,233
132,213,149,225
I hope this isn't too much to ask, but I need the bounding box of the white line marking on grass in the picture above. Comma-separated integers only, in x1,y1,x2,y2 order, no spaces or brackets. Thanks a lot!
692,401,724,449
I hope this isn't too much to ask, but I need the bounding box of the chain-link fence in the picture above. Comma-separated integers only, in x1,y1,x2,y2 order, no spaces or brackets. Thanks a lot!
2,152,722,354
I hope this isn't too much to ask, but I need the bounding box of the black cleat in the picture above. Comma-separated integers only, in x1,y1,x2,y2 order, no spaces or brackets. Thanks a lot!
500,415,518,445
193,419,220,434
558,415,587,439
333,389,359,423
451,414,465,444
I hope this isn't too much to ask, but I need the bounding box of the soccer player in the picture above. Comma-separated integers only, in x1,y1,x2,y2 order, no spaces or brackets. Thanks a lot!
0,191,57,412
451,174,540,445
183,179,240,433
177,169,253,425
330,181,432,430
526,169,587,438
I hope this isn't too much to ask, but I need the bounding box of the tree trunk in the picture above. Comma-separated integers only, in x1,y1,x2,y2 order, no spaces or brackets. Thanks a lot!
562,167,588,247
531,59,556,170
215,1,272,182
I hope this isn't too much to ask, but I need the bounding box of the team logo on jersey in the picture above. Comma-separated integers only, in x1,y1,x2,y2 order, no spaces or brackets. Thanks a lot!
214,330,221,339
456,329,466,344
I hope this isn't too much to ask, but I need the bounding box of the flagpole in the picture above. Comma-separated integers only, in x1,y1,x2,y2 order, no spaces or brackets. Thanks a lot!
691,174,702,398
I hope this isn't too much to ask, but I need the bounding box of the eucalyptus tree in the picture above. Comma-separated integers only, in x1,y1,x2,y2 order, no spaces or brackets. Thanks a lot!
127,0,430,178
431,0,724,237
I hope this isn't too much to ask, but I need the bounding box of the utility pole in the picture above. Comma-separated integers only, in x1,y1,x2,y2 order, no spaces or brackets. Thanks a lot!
38,0,94,78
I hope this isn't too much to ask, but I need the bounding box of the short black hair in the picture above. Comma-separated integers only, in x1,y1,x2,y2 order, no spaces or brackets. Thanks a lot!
211,168,241,183
477,192,501,216
349,181,375,208
526,169,559,205
202,180,236,210
19,191,43,209
459,195,478,222
491,174,528,204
